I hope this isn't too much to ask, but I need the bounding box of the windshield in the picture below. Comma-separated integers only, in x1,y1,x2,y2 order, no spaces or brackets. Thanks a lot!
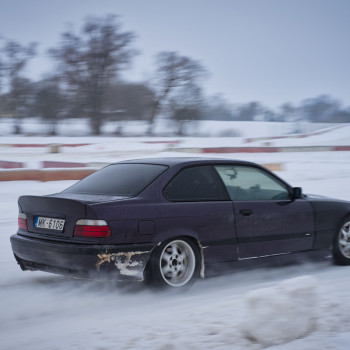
64,163,168,196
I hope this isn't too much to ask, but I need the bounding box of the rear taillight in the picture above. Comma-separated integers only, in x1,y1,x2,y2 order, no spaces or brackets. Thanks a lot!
74,219,111,238
18,213,28,230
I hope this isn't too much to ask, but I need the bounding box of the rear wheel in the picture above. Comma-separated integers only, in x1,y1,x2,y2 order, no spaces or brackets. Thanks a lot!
145,238,200,288
333,218,350,265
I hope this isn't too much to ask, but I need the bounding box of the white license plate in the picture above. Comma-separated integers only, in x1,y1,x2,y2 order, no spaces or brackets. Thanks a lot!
35,216,65,231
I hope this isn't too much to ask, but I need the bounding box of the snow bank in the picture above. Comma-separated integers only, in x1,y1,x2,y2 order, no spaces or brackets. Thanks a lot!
243,276,317,346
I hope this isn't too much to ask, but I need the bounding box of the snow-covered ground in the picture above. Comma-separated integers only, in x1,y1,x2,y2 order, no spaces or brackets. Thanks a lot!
1,123,350,349
0,118,337,138
1,122,350,171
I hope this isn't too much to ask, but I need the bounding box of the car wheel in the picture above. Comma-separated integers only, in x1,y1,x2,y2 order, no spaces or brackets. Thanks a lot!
145,238,201,288
333,217,350,265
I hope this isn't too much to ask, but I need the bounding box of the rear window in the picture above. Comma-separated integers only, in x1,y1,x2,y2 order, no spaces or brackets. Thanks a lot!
64,163,167,196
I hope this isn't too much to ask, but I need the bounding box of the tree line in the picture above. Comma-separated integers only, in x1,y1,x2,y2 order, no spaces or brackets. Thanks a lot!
0,15,349,136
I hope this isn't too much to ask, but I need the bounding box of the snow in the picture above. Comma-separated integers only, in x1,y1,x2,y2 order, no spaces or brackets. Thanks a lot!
0,118,336,138
243,276,317,346
1,122,350,349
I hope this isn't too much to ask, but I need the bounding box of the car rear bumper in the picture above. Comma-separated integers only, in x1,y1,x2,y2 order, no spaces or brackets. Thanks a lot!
10,234,154,281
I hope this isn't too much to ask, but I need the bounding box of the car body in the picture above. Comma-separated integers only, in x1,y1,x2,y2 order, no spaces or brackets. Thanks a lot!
10,157,350,287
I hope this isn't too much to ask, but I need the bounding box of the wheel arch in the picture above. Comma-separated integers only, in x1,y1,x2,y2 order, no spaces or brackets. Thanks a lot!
331,212,350,247
332,215,350,265
145,233,205,282
310,199,350,249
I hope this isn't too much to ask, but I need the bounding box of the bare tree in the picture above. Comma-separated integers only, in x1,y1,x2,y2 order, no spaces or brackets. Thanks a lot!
4,40,37,81
236,101,263,121
50,15,137,135
0,40,4,116
202,94,235,121
300,95,341,123
1,39,37,132
148,51,207,134
0,36,4,96
9,77,35,131
34,76,64,135
105,81,155,122
168,84,204,135
279,102,298,122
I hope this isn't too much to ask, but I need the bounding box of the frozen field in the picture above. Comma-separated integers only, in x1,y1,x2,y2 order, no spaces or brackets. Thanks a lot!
1,125,350,349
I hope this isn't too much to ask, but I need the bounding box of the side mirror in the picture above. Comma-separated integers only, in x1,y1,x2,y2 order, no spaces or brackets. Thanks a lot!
292,187,302,200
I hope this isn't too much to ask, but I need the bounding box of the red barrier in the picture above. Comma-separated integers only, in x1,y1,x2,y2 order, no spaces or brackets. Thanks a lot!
202,147,279,153
42,161,86,168
0,169,96,182
143,140,181,144
333,146,350,151
9,143,91,148
0,161,24,169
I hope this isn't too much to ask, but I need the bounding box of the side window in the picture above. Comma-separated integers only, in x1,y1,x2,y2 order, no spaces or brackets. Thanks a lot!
215,165,290,201
164,166,228,202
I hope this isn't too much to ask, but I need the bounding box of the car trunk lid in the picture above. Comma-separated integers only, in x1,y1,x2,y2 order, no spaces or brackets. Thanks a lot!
18,195,94,238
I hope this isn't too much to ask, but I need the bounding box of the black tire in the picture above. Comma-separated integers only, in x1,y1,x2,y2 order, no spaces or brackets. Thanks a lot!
333,217,350,265
144,237,201,288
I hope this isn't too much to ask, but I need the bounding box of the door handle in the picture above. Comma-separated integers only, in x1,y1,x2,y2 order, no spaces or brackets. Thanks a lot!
240,209,253,216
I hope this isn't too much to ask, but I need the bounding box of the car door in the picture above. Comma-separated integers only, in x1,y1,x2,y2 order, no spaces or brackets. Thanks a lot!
163,165,238,263
215,165,314,259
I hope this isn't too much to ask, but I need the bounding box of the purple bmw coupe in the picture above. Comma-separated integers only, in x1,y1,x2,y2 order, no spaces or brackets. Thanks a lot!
11,157,350,287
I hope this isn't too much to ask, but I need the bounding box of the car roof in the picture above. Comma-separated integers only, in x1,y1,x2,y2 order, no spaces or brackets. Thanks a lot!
118,157,258,167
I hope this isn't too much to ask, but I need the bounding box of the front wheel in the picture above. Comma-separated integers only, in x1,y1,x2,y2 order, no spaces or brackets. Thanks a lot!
145,238,201,288
333,217,350,265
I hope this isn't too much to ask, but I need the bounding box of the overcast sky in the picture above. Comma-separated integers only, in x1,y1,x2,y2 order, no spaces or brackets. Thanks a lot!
1,0,349,109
